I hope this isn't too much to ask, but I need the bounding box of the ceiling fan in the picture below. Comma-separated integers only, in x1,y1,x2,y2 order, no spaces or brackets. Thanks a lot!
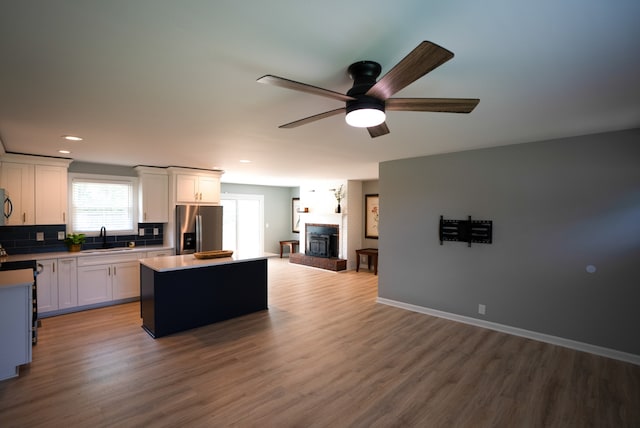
257,41,479,138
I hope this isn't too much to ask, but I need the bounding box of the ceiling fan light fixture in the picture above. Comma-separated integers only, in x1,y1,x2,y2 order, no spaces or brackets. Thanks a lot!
345,108,386,128
345,95,386,128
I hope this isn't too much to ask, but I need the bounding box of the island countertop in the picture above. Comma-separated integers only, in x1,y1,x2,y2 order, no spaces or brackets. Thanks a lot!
0,269,34,289
139,252,271,273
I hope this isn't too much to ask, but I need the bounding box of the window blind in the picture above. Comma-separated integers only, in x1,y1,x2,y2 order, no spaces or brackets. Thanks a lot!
71,178,134,233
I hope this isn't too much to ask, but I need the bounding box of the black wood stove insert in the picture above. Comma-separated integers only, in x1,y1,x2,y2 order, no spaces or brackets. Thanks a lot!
305,223,339,258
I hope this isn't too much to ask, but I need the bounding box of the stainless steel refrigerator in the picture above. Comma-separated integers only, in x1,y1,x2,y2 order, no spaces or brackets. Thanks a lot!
175,205,223,254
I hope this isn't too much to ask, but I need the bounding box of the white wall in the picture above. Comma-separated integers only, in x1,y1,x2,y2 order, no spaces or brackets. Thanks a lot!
298,181,348,259
379,128,640,356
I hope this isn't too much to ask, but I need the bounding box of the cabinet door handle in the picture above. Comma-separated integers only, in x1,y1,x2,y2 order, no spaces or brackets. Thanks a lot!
114,266,117,276
63,212,66,222
108,266,111,276
53,262,56,273
144,212,147,221
23,212,26,223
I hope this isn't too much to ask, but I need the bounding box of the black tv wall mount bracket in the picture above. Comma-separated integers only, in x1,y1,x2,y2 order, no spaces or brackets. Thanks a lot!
439,215,492,247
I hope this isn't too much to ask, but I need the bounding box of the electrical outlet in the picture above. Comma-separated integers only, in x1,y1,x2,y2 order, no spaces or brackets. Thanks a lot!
139,228,145,237
58,231,66,240
153,228,159,236
478,304,486,315
36,232,45,242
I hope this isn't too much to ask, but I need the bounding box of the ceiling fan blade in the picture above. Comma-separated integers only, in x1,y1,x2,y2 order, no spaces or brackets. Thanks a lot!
279,108,346,129
386,98,480,113
366,41,454,100
258,75,355,102
367,122,390,138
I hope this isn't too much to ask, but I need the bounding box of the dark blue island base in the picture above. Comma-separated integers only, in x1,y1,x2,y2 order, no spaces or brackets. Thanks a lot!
140,258,268,338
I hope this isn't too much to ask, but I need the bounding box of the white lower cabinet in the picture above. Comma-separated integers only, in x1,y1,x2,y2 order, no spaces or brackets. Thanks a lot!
37,258,79,313
36,259,57,313
77,253,141,306
38,249,168,314
111,261,140,300
77,264,112,305
57,258,78,309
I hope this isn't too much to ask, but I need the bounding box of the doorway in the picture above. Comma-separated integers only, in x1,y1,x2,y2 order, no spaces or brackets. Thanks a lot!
220,194,264,256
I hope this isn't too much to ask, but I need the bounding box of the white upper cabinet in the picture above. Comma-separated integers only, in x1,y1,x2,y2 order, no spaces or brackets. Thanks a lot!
176,173,199,203
0,162,35,225
197,175,220,203
35,164,68,224
0,154,71,225
135,166,169,223
169,168,222,205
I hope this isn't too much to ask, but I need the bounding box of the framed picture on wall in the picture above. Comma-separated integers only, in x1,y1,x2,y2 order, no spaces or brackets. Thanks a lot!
292,198,301,233
365,194,379,239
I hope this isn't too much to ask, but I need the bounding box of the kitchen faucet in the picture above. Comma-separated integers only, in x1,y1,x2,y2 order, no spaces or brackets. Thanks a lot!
99,226,108,248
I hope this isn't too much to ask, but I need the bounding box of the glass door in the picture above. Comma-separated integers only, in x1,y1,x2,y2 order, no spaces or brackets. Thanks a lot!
220,194,264,256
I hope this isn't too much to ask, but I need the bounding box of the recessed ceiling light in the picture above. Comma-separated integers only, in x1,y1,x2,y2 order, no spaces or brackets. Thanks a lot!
63,135,83,141
239,159,251,163
58,150,71,154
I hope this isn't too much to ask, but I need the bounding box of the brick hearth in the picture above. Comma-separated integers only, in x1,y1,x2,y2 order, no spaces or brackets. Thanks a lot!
289,253,347,271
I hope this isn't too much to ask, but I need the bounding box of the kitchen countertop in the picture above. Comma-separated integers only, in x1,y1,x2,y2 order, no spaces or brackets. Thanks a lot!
2,246,174,263
139,252,271,273
0,269,34,289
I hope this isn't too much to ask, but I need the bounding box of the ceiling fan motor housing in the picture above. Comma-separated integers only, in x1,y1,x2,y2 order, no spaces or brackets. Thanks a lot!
345,95,385,115
346,60,385,115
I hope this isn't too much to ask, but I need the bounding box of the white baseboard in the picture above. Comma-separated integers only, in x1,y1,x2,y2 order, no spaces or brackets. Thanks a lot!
376,297,640,366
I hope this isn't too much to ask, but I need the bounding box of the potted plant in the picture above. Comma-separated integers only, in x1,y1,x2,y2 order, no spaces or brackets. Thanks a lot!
334,184,345,213
64,233,86,252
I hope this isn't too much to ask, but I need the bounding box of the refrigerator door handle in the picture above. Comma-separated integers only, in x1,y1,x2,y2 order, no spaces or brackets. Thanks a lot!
195,214,202,253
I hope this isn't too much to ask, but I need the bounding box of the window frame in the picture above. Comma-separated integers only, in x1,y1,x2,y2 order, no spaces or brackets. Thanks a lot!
67,173,139,236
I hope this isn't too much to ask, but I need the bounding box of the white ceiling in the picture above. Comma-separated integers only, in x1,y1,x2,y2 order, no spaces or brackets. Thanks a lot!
1,1,639,186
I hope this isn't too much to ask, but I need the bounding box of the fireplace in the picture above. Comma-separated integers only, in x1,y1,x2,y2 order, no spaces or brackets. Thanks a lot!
305,223,339,258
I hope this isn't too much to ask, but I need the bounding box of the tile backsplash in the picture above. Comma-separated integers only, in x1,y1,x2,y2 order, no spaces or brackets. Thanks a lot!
0,223,164,255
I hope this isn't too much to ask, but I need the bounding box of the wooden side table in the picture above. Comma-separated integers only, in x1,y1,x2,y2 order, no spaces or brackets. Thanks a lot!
279,240,299,258
355,248,378,275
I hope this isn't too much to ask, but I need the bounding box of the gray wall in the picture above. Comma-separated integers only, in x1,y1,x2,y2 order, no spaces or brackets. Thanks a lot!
221,183,298,254
379,128,640,355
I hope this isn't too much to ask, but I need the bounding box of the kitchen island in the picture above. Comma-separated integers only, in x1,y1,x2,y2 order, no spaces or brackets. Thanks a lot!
139,253,268,338
0,269,33,381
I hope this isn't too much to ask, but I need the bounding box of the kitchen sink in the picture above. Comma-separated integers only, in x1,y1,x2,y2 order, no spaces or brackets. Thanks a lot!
81,247,135,253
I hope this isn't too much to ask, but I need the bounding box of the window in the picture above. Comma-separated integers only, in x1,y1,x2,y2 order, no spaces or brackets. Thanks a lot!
69,175,136,234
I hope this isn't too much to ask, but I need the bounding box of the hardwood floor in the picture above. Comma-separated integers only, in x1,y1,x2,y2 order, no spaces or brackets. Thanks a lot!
1,258,639,427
